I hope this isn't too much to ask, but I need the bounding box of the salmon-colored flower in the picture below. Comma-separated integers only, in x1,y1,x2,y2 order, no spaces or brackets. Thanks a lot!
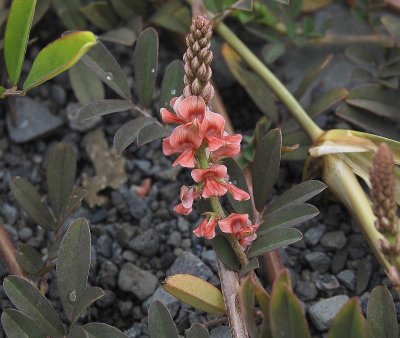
191,164,250,200
193,217,218,239
161,96,207,125
200,111,225,151
174,186,197,215
211,133,242,160
218,213,258,247
163,124,203,168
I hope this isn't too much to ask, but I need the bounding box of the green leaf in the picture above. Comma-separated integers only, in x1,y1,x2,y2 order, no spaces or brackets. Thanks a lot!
137,123,169,146
23,31,97,92
0,86,5,98
110,0,138,20
150,1,191,35
81,42,131,100
4,0,36,85
32,0,51,27
1,309,47,338
224,158,253,218
307,88,349,117
187,324,210,338
240,277,258,338
69,61,105,105
15,244,43,276
80,1,118,30
268,180,326,213
59,187,85,224
56,218,91,321
336,104,400,140
327,298,366,338
345,45,383,67
68,326,88,338
133,27,158,108
222,45,279,123
248,228,303,258
239,257,259,278
381,16,400,47
113,117,155,152
294,53,333,99
148,301,179,338
345,84,400,120
163,274,226,314
71,287,105,326
78,99,133,122
3,276,65,337
83,323,128,338
212,235,241,271
100,28,136,46
262,43,285,64
10,176,55,230
260,203,319,234
160,60,184,108
252,129,282,212
367,286,398,338
47,143,77,220
270,272,311,338
53,0,86,30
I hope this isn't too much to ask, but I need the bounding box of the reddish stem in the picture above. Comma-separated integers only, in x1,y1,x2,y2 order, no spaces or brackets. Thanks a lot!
0,224,26,278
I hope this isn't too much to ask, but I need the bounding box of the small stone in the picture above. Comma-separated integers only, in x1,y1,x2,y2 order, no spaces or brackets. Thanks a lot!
320,231,347,250
118,263,158,300
167,252,213,281
2,204,18,225
129,229,160,257
331,251,348,274
167,231,182,247
296,281,318,301
201,250,218,273
305,252,331,273
97,234,112,258
51,84,67,105
7,97,63,143
18,227,33,241
316,274,340,291
124,323,142,338
337,269,356,291
177,217,190,232
308,295,349,331
304,224,326,246
356,258,373,294
97,289,116,308
119,300,133,317
122,250,138,262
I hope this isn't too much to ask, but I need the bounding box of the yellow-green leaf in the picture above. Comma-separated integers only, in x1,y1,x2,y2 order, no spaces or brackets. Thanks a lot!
0,86,5,98
163,274,225,314
23,31,97,92
4,0,37,85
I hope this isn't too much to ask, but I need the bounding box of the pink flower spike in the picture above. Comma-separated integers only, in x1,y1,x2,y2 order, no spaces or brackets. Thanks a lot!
200,111,225,151
160,107,185,125
193,218,218,239
211,134,242,160
176,96,207,123
226,183,250,201
174,186,196,215
191,164,228,198
218,213,250,234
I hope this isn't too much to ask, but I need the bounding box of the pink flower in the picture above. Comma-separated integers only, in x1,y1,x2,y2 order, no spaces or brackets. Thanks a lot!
161,96,207,125
218,213,258,248
200,111,225,151
193,218,218,239
211,133,242,160
191,164,250,200
163,124,202,168
174,186,197,215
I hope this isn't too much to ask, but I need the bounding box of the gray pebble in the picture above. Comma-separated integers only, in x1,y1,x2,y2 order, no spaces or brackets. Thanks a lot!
18,227,33,241
167,252,213,281
320,231,347,250
304,224,326,246
129,229,160,257
305,252,331,273
337,269,356,291
296,280,318,301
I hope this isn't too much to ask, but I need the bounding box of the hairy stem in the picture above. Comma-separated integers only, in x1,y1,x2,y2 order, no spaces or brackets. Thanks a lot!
0,224,26,278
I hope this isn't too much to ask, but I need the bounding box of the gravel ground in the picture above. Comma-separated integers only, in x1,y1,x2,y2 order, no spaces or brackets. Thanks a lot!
1,4,399,338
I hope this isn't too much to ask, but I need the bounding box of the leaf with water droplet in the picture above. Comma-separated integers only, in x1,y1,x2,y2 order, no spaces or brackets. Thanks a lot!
82,42,131,100
160,60,184,108
57,218,91,322
133,27,158,108
3,276,65,337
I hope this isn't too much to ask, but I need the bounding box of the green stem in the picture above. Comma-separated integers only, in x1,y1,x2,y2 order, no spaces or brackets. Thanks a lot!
197,145,249,266
215,22,324,142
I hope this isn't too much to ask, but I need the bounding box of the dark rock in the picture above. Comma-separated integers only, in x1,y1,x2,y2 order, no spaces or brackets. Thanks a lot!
356,258,373,294
1,204,18,225
167,252,213,281
118,263,158,300
304,224,326,247
51,84,67,105
7,98,63,143
98,260,118,287
308,295,349,331
201,250,218,273
296,281,318,301
147,286,180,318
129,229,160,257
18,227,33,241
167,231,182,247
118,300,133,317
316,274,340,292
97,289,116,308
320,231,347,250
337,269,356,291
305,252,331,273
331,251,348,274
97,234,112,258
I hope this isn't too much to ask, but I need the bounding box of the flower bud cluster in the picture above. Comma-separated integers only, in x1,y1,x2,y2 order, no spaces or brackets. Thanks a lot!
161,96,258,248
